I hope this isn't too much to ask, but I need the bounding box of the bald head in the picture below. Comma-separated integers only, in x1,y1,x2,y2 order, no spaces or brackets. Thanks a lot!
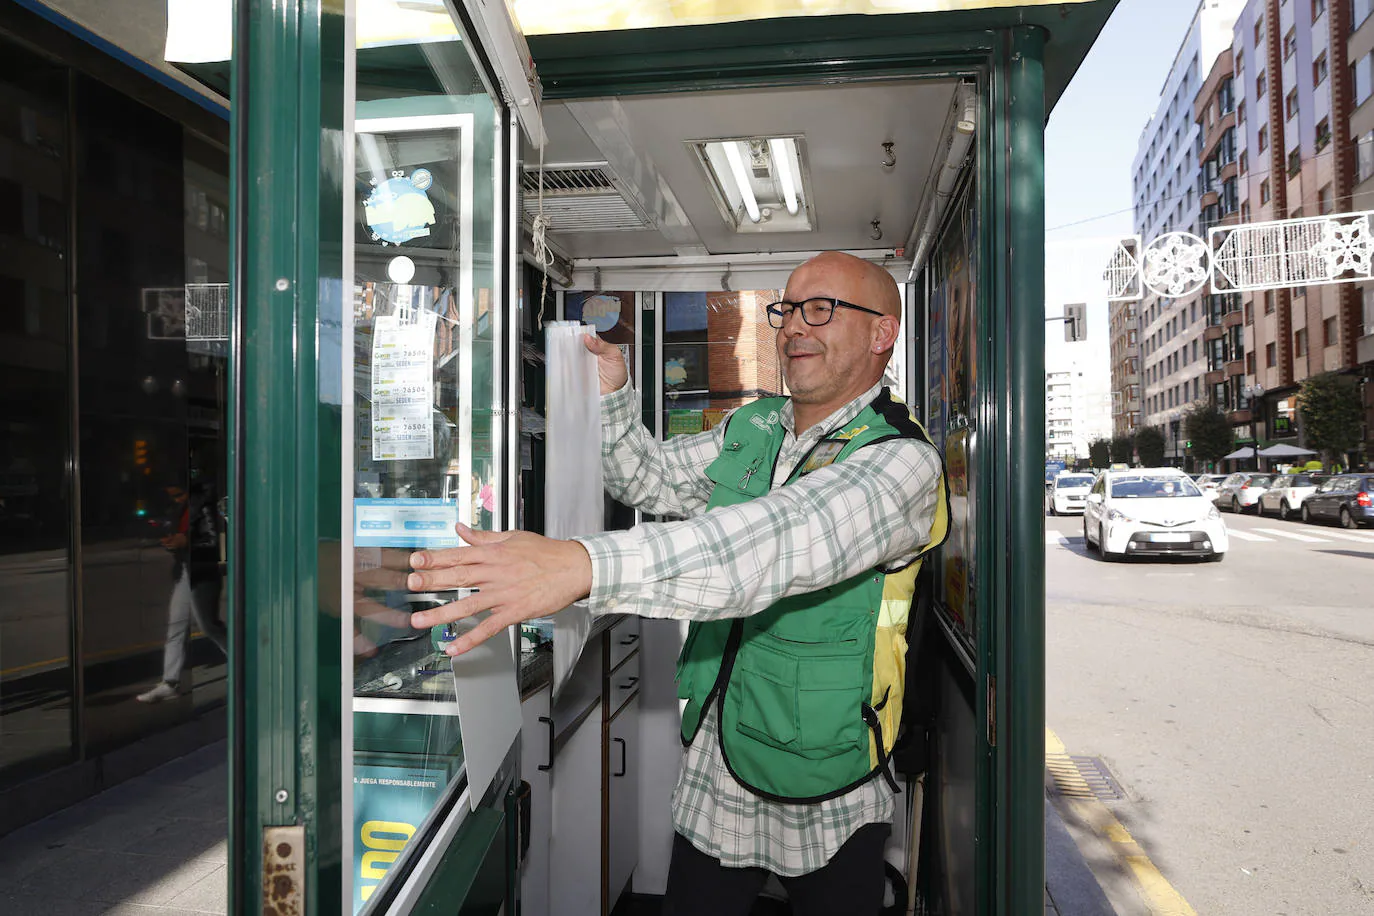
788,251,902,319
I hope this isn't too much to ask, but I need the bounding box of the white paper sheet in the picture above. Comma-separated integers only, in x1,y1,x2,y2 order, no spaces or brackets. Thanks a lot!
543,321,604,697
448,612,522,812
371,308,438,461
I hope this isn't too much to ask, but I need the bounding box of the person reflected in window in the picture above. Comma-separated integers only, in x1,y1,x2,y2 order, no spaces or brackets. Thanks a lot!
137,478,228,703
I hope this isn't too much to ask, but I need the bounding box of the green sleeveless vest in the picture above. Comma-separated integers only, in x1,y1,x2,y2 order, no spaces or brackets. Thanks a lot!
676,389,949,802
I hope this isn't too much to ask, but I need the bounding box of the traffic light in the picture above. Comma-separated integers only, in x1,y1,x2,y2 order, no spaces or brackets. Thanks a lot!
1064,303,1086,342
134,439,148,465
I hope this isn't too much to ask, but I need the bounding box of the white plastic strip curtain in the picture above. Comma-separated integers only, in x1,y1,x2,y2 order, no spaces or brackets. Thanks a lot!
544,321,604,695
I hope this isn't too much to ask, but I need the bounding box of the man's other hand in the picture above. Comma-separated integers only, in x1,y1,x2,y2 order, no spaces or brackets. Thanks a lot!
407,524,594,656
583,333,628,396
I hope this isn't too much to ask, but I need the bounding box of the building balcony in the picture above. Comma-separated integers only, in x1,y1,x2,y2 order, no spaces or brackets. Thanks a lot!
1204,324,1224,342
1199,110,1237,161
1226,408,1253,425
1223,309,1244,329
1225,358,1246,377
1359,331,1374,365
1205,369,1224,386
1201,189,1220,209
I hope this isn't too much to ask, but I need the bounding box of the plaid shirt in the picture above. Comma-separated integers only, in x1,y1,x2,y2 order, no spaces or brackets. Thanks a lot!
575,381,943,876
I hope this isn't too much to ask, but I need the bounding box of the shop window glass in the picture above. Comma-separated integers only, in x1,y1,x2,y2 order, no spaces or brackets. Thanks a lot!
0,39,73,787
661,291,783,437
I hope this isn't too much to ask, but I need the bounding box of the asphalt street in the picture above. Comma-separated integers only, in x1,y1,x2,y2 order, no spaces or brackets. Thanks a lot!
1045,506,1374,915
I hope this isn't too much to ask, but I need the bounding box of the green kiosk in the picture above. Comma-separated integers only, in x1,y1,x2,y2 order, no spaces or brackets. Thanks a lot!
222,1,1117,913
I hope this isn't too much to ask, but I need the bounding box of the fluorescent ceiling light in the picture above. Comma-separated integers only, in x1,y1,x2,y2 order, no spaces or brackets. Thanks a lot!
769,138,798,215
689,136,812,234
722,142,761,223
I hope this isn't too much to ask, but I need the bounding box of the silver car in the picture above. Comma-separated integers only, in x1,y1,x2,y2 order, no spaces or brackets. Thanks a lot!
1215,472,1274,513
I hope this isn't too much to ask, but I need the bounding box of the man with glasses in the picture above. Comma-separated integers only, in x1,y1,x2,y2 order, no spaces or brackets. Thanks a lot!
406,251,947,914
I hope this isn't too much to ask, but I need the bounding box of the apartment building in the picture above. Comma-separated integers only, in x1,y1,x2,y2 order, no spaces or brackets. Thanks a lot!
1224,0,1361,453
1047,360,1114,461
1347,0,1374,452
1117,0,1246,447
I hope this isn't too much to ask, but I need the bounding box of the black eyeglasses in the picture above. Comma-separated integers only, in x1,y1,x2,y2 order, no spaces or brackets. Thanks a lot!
765,297,886,329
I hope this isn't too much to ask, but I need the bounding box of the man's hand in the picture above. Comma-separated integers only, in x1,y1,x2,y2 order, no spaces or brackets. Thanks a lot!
583,334,628,396
408,524,593,656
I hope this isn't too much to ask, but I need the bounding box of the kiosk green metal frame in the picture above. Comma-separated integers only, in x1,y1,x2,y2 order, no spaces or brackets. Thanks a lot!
229,3,1116,913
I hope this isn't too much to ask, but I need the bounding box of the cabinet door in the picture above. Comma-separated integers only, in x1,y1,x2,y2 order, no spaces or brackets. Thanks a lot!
551,702,604,916
519,686,553,916
606,694,640,910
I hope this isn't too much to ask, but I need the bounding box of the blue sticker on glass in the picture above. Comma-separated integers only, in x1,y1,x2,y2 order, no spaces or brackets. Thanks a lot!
364,171,437,246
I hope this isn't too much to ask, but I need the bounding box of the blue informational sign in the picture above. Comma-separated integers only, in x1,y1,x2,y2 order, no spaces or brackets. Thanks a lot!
352,763,447,912
354,498,464,548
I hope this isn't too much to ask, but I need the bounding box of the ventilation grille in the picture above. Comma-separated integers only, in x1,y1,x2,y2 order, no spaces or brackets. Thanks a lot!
522,164,652,232
521,166,615,195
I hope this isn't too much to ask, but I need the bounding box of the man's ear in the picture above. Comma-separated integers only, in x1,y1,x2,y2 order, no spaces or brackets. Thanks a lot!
873,315,900,353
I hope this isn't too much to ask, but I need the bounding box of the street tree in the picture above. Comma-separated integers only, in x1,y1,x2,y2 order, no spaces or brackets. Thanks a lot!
1135,425,1166,467
1088,437,1111,468
1108,434,1134,465
1183,402,1234,468
1297,372,1363,469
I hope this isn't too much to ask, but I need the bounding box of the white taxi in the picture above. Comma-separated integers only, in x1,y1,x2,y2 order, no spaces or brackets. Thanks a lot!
1082,467,1227,561
1046,472,1095,516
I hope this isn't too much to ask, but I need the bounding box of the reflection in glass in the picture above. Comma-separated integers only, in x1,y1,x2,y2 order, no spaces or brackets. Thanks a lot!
0,40,73,785
347,39,503,911
661,290,783,437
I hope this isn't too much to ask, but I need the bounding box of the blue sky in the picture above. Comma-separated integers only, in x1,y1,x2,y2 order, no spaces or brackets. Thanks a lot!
1046,0,1204,241
1043,0,1205,388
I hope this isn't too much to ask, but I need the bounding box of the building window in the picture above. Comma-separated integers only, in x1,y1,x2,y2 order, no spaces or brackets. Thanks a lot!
1355,53,1374,107
1285,87,1299,121
1324,316,1338,346
1259,124,1269,152
1283,27,1297,61
1245,299,1254,324
1261,178,1272,203
1265,342,1276,367
1314,51,1328,86
1255,17,1264,46
1295,327,1307,356
1237,99,1246,124
1242,200,1252,220
1288,147,1302,177
1240,150,1248,175
1316,116,1332,151
1264,290,1275,314
1357,0,1374,29
1313,0,1326,19
1319,183,1334,214
1250,349,1260,373
1257,69,1267,99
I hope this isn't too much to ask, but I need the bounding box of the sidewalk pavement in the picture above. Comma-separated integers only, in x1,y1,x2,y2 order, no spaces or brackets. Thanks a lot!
0,742,227,915
0,741,1116,915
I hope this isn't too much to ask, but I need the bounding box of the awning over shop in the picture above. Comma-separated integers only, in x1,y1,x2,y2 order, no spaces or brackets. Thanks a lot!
1258,443,1317,457
1222,447,1257,461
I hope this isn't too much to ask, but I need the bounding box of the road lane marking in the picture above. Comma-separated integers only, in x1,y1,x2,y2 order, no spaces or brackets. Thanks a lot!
1046,728,1198,916
1045,532,1066,547
1224,529,1274,541
1253,527,1332,543
1309,528,1374,543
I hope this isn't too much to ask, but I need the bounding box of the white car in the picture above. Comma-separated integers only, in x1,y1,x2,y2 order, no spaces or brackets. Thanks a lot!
1257,473,1327,520
1082,468,1227,561
1192,474,1224,502
1046,472,1095,516
1215,472,1274,513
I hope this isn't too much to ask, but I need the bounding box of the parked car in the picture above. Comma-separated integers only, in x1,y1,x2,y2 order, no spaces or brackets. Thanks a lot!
1046,473,1094,515
1191,473,1224,502
1082,467,1227,561
1257,473,1327,520
1215,472,1274,513
1299,474,1374,528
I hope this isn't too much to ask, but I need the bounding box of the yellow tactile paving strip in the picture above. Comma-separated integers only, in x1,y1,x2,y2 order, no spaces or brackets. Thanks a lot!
1046,728,1198,916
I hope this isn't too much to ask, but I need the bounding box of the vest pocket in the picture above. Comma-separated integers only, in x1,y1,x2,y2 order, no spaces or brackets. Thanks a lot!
735,644,799,751
796,656,866,759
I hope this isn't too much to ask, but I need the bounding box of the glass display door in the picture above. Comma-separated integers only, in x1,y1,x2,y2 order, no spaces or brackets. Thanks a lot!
231,2,519,912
